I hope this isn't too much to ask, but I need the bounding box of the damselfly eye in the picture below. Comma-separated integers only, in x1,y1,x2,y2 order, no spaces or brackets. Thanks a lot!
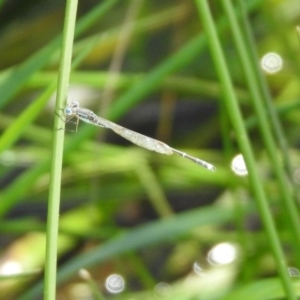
65,107,72,115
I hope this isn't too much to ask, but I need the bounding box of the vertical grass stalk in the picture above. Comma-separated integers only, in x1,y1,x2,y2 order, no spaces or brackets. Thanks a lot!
44,1,78,300
221,0,300,263
195,1,297,299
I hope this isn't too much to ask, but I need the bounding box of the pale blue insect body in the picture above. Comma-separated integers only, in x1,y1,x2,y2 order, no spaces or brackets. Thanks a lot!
64,102,216,171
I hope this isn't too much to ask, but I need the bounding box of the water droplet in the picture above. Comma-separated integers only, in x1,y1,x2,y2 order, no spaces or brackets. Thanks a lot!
207,243,237,265
261,52,283,74
154,282,171,297
105,273,125,294
192,261,205,276
0,260,23,275
231,154,248,176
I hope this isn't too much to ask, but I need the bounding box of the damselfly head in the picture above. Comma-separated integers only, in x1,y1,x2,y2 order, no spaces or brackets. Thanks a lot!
65,102,80,116
65,106,73,116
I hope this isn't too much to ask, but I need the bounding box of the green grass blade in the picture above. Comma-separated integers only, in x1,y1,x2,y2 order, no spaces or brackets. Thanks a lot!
221,0,300,263
19,204,237,299
44,1,78,299
195,1,297,299
0,82,56,154
0,0,119,109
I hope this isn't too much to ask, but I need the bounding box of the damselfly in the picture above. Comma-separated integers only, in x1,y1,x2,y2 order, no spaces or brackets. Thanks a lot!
64,102,216,171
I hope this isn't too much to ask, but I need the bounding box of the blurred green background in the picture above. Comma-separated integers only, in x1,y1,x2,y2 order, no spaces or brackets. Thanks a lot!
0,0,300,299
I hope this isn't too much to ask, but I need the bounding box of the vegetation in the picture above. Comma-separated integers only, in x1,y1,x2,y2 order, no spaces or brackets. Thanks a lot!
0,0,299,299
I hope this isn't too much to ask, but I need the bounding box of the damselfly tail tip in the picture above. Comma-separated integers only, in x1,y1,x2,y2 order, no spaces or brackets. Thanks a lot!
199,161,216,171
206,164,216,172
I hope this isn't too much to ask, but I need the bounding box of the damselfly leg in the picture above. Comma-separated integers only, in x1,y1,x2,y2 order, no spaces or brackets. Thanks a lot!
55,107,79,132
